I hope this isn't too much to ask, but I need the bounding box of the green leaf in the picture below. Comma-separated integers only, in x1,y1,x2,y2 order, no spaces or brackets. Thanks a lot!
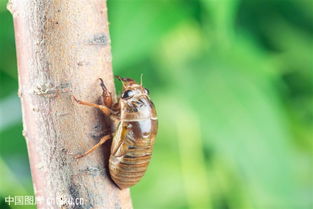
108,0,191,70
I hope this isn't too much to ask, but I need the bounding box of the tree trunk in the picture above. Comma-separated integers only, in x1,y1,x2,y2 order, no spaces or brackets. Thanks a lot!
8,0,133,208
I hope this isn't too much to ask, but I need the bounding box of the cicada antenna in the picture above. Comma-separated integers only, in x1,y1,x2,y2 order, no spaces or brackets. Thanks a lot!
140,74,143,86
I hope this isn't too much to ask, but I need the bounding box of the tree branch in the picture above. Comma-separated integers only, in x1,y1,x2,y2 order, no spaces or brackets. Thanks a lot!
8,0,132,208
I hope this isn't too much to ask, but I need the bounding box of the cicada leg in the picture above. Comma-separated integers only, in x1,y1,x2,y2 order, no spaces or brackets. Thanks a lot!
99,78,113,108
75,135,111,159
72,96,112,116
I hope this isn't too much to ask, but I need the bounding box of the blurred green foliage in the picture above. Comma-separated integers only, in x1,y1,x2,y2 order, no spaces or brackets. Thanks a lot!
0,0,312,209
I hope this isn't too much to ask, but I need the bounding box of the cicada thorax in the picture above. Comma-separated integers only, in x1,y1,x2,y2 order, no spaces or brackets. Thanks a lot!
109,94,158,189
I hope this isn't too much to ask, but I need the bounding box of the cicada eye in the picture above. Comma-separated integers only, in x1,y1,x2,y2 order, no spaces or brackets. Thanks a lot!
144,88,150,95
122,90,134,99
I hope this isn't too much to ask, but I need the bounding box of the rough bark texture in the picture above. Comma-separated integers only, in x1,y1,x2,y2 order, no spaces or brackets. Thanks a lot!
8,0,133,208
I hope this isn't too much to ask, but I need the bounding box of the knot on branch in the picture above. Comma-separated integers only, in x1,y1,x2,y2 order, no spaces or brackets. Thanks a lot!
33,82,71,98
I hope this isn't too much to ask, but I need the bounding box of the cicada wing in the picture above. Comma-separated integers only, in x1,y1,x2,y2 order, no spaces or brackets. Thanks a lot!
111,122,129,157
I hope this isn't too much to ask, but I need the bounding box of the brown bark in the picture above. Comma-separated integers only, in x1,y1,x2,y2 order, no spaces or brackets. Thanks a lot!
8,0,132,208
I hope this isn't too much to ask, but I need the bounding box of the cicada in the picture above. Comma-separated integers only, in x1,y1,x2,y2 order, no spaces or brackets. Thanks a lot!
73,76,158,189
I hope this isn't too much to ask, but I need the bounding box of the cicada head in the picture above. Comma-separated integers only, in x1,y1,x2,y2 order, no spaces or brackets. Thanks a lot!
115,75,155,119
115,75,149,99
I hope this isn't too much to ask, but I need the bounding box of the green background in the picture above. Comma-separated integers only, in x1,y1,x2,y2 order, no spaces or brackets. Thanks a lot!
0,0,312,209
